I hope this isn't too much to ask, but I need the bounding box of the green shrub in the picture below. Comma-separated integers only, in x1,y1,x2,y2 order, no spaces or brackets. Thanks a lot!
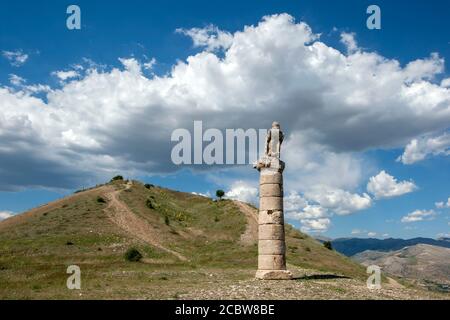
144,183,154,189
164,215,170,226
175,212,187,222
111,175,124,182
323,241,333,250
146,198,154,209
96,196,106,203
124,248,143,262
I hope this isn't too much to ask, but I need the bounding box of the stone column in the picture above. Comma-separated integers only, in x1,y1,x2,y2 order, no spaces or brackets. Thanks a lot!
254,123,292,280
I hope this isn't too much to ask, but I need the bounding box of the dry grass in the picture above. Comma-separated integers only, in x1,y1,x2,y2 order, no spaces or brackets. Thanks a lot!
1,180,443,299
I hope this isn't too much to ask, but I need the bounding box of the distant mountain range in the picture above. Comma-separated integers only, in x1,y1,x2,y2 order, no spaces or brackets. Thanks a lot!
321,237,450,256
353,244,450,292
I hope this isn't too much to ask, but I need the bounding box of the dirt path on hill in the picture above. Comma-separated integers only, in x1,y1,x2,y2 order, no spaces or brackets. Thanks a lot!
234,201,258,245
178,268,446,300
104,181,188,261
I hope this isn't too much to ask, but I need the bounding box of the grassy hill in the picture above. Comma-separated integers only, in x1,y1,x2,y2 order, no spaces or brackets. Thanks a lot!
0,180,446,299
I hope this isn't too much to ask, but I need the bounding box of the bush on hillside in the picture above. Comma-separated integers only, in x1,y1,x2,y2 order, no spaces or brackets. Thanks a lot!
124,248,143,262
323,241,333,250
111,175,124,182
146,198,154,209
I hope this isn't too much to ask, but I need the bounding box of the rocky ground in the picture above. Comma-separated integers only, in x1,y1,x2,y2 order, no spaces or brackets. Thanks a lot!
177,268,448,300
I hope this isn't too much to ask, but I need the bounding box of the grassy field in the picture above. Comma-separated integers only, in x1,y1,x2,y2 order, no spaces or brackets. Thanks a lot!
0,180,445,299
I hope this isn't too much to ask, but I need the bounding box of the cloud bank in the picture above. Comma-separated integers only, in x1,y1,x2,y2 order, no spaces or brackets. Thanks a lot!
2,14,449,231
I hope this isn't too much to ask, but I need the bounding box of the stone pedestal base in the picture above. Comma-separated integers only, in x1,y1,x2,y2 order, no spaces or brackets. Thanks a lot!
255,269,293,280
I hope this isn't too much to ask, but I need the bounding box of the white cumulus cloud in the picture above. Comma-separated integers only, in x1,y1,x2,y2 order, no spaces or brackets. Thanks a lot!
191,191,211,198
287,204,329,220
340,32,358,54
176,24,233,52
398,132,450,164
2,50,29,66
284,189,369,233
9,74,26,86
52,70,79,81
435,197,450,209
441,78,450,88
367,170,417,199
305,187,372,215
225,180,258,204
401,209,436,223
300,218,331,233
0,211,14,220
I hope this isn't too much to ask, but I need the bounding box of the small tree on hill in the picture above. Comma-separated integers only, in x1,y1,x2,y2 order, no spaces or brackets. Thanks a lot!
216,190,225,200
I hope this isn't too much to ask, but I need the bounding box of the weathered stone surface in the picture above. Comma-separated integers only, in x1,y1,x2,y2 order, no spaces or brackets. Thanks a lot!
255,269,293,280
258,239,285,255
259,210,284,225
260,196,283,211
254,122,291,280
258,224,284,240
258,254,286,270
259,183,283,197
260,172,282,185
268,127,281,158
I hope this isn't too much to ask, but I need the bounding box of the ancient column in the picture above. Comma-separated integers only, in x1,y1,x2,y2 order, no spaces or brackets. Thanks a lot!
254,122,293,280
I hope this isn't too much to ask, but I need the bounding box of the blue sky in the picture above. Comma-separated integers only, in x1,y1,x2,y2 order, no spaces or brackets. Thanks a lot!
0,0,449,239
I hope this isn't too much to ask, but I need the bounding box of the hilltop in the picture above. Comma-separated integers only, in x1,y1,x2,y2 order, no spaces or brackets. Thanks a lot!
0,179,447,299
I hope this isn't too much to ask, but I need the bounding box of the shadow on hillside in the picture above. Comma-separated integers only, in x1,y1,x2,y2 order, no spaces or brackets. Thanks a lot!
294,274,350,280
